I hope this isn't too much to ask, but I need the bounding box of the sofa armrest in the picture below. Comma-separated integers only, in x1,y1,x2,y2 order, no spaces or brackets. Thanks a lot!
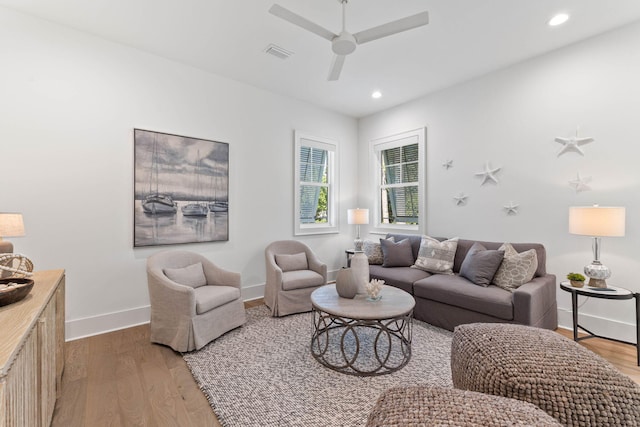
513,274,556,326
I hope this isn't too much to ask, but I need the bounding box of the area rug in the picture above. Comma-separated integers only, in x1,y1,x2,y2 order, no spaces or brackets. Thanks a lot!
183,305,453,427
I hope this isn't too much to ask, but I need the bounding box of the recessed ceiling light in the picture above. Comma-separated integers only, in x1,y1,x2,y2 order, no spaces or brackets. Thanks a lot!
371,91,382,99
548,13,569,27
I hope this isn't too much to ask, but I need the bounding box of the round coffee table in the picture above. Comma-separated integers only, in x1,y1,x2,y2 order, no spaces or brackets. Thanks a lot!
310,284,415,376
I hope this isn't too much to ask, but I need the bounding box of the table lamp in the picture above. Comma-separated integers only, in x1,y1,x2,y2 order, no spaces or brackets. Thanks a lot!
569,206,625,288
347,208,369,251
0,213,25,254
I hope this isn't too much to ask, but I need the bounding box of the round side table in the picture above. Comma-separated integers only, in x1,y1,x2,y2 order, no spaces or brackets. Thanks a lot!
560,281,639,366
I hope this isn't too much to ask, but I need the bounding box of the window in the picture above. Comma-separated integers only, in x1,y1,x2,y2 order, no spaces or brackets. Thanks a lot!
294,132,338,235
372,128,425,232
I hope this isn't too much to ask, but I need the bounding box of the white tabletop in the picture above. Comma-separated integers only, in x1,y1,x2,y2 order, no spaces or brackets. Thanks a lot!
311,284,415,320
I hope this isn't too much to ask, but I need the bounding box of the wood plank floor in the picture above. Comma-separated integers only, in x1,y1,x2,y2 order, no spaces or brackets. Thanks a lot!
52,301,640,426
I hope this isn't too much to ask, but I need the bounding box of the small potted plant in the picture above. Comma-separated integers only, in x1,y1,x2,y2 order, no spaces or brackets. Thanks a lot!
567,272,586,288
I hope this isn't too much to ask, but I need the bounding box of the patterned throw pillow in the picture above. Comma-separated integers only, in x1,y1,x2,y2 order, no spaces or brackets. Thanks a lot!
363,237,394,265
412,236,459,275
492,243,538,291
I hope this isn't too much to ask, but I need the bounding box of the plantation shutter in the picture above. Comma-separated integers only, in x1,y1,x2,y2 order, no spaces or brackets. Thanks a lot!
381,143,419,223
299,146,328,224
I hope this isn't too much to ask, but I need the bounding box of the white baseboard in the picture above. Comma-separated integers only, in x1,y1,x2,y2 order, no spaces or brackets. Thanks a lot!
65,270,358,341
66,305,151,342
557,307,637,344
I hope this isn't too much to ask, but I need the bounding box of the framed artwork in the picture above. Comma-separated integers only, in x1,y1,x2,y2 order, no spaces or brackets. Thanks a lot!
134,129,229,247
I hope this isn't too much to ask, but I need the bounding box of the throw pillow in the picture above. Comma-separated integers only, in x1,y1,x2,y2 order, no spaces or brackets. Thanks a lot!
163,262,207,288
459,242,505,287
363,236,395,265
380,238,414,268
275,252,308,272
412,236,459,275
492,243,538,291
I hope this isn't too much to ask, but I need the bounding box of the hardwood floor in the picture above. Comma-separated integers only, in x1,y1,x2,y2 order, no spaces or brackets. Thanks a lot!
52,301,640,426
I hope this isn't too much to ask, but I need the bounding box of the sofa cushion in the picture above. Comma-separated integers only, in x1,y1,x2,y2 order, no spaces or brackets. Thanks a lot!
413,274,513,320
282,270,324,291
459,243,504,287
412,236,458,275
380,238,414,267
275,252,308,272
454,239,547,277
363,237,394,265
369,265,431,294
493,244,538,291
163,262,207,288
194,285,240,314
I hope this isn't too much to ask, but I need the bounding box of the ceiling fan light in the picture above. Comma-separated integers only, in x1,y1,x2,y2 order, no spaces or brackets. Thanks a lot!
371,91,382,99
548,13,569,27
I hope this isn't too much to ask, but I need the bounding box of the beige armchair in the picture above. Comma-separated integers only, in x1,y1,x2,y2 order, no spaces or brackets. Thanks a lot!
265,240,327,317
146,250,246,352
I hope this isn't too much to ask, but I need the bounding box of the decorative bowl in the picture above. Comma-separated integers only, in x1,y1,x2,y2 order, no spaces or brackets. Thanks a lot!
0,278,34,307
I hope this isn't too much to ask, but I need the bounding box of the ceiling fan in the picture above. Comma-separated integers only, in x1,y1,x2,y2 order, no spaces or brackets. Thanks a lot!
269,0,429,81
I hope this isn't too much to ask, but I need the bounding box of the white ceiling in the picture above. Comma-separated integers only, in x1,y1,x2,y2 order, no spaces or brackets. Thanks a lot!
3,0,640,118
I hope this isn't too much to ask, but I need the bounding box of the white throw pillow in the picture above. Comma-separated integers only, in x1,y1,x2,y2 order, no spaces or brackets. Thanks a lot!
164,262,207,288
412,236,459,275
492,243,538,291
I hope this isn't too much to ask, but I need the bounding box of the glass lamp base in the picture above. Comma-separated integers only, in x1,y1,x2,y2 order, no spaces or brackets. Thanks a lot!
584,262,610,289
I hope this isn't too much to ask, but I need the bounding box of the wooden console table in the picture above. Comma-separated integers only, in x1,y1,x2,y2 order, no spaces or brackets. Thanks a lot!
0,269,65,427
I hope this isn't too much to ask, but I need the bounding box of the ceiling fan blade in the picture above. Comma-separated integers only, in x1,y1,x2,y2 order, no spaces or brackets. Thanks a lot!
269,4,337,42
354,11,429,44
328,54,346,81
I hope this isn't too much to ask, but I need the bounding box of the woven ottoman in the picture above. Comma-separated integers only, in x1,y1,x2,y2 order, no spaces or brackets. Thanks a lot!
366,385,561,426
451,323,640,426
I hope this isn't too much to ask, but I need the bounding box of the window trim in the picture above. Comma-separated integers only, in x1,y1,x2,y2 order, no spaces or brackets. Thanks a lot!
294,131,339,236
371,128,425,234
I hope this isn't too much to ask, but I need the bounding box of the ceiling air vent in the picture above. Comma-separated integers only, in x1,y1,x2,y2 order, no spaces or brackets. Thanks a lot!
264,44,293,60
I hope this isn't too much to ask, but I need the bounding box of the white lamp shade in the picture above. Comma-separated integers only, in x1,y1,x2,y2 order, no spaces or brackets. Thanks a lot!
0,213,25,237
569,206,625,237
347,208,369,225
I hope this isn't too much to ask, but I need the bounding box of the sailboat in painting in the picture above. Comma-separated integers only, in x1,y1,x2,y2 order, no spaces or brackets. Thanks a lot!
143,137,177,215
181,151,208,217
208,173,228,213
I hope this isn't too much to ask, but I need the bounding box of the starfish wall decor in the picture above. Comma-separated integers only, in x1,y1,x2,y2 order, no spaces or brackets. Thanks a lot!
475,162,502,185
503,201,519,215
569,172,592,193
453,192,468,206
555,127,594,157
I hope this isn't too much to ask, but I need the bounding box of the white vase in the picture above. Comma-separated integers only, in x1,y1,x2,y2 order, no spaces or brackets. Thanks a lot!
350,252,370,294
336,268,357,299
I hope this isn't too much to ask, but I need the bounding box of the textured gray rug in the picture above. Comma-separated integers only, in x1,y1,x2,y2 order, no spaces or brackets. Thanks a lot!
183,305,453,427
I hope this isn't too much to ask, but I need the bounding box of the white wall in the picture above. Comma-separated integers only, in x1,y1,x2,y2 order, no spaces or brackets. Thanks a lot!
358,22,640,343
0,7,358,340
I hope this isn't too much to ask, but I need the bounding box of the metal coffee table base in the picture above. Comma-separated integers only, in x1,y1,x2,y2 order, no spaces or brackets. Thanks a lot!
310,308,413,376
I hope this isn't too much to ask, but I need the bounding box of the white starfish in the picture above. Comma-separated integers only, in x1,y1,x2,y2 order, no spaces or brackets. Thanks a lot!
475,162,501,185
442,160,453,169
504,201,519,215
569,172,592,193
453,192,468,206
555,128,594,157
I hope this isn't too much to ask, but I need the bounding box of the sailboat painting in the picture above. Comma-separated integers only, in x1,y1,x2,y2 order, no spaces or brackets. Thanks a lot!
134,129,229,247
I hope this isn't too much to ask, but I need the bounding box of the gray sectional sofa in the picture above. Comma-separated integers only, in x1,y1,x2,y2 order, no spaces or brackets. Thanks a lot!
369,234,558,331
